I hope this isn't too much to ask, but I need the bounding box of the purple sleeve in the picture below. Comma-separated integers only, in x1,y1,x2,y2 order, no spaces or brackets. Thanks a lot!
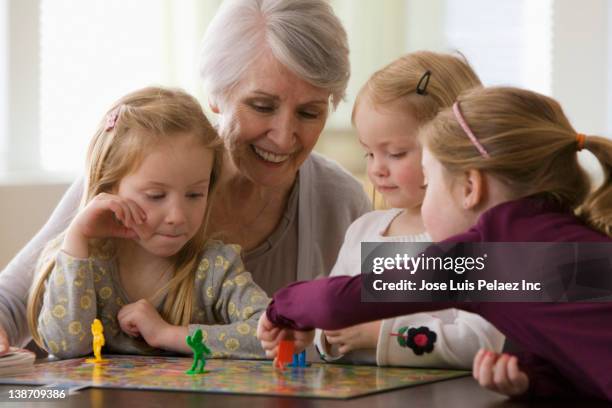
266,274,470,330
267,231,483,330
476,302,612,401
513,351,581,399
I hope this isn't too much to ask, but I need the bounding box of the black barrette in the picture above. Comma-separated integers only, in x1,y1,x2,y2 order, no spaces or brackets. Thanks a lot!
416,70,431,95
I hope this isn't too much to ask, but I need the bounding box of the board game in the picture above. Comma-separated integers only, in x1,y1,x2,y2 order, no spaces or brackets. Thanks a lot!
0,356,468,399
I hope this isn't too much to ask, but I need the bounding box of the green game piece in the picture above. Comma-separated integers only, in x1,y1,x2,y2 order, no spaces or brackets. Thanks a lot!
185,328,211,375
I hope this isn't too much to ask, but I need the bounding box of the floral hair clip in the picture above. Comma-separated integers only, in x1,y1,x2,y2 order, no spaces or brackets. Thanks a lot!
105,106,122,132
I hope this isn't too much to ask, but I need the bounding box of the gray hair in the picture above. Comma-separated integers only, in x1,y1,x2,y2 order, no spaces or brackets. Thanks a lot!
199,0,350,110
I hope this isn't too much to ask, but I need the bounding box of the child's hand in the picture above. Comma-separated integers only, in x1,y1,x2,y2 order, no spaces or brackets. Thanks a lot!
117,299,171,349
64,193,147,258
257,313,283,358
256,313,314,358
324,320,381,354
473,349,529,397
73,193,147,239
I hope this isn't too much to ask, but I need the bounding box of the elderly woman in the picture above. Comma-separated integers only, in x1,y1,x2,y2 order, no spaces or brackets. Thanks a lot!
0,0,370,350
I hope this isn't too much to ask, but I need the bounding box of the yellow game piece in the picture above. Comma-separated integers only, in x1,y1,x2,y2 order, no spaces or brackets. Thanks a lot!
85,318,107,363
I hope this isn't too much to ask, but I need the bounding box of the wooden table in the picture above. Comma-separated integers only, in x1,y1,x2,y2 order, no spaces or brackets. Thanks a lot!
1,376,607,407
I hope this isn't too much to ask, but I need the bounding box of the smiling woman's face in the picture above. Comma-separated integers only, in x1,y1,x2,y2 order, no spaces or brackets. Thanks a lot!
214,53,330,189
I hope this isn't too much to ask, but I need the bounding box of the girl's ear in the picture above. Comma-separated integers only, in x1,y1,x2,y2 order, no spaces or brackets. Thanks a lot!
461,169,485,210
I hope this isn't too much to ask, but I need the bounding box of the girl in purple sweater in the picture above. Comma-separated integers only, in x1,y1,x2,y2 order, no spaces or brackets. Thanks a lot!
258,86,612,400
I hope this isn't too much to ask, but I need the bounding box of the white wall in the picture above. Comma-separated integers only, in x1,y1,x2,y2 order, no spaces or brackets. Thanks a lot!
552,0,608,136
0,0,8,172
4,0,39,173
0,183,68,269
552,0,609,180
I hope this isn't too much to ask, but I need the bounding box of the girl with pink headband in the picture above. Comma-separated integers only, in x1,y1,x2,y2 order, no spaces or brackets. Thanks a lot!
259,86,612,401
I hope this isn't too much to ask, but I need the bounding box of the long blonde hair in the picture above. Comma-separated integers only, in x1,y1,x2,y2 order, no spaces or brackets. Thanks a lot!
353,50,483,206
421,86,612,237
28,87,224,347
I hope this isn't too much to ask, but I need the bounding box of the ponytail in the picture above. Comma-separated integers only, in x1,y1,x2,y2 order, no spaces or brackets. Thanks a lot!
576,135,612,236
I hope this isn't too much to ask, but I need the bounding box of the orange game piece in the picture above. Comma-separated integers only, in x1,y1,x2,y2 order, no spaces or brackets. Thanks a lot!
274,340,294,370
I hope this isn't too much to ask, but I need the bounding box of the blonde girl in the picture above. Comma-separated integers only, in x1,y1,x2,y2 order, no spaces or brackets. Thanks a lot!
28,87,269,359
314,52,504,369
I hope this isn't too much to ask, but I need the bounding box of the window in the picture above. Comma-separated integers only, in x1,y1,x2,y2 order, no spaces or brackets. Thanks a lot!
40,0,174,173
37,0,222,175
445,0,553,94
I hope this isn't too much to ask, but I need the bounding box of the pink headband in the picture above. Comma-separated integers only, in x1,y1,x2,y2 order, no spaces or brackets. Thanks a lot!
452,101,490,159
105,106,122,132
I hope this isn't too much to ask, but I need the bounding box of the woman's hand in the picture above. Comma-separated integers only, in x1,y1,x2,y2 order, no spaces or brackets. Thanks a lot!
473,349,529,397
324,320,381,355
63,193,147,258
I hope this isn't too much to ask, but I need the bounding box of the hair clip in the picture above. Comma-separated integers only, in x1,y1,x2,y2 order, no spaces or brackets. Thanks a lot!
416,70,432,95
105,106,122,132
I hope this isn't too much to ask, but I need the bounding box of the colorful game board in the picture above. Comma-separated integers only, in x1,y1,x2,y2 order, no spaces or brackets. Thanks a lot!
0,355,468,399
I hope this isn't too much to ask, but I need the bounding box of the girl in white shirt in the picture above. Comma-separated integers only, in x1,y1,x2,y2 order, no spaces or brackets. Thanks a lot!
315,51,505,368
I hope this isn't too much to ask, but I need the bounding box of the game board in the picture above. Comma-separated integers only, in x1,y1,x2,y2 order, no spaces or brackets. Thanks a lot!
0,355,468,399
